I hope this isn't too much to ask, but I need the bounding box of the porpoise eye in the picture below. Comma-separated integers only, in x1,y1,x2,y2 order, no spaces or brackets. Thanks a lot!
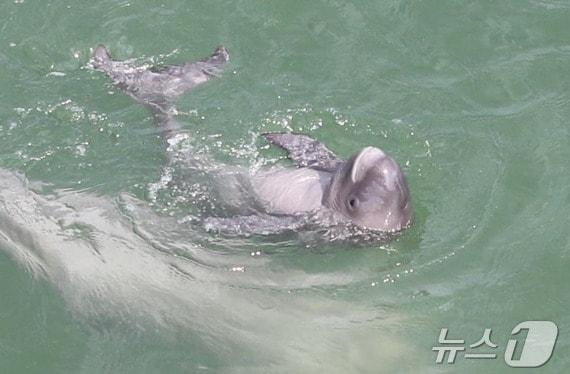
347,197,359,210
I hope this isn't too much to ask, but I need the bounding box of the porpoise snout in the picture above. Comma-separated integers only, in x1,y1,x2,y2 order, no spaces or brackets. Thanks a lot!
378,155,405,192
326,146,412,232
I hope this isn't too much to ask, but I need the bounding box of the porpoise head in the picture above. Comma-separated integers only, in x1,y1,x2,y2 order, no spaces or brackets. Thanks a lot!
323,147,412,232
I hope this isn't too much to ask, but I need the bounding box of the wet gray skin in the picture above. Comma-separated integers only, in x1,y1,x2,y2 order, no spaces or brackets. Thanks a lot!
92,45,413,237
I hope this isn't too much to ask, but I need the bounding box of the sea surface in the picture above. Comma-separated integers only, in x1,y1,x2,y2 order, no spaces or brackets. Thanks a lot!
0,1,569,373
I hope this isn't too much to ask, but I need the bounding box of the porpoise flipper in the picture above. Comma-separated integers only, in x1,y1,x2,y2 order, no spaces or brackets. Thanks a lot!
203,214,307,236
92,44,230,113
262,133,343,172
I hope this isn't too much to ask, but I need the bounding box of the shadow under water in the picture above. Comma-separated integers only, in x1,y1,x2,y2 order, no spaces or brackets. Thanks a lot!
0,168,420,372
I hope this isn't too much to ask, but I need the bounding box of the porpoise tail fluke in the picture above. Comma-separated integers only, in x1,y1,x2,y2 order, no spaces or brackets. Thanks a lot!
92,44,230,115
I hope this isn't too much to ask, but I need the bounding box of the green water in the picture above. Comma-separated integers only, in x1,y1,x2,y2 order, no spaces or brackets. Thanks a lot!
1,1,569,373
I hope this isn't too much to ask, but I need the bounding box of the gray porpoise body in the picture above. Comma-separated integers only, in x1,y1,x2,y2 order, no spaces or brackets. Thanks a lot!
92,44,413,236
252,168,332,215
